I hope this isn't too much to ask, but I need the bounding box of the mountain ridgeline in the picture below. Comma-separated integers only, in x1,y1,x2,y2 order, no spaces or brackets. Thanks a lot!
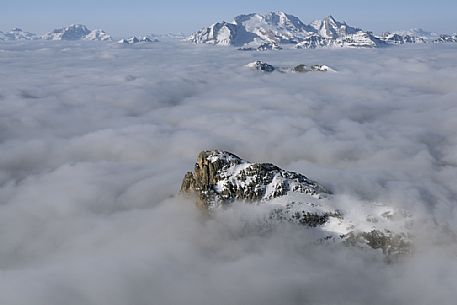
1,12,456,50
187,11,457,50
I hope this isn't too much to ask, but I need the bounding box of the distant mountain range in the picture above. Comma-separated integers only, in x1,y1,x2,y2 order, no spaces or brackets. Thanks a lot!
1,14,456,50
0,24,112,41
0,24,167,44
188,11,457,50
117,36,159,44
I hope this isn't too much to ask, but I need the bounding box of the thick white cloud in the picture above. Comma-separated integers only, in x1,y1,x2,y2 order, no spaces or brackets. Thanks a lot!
0,40,456,304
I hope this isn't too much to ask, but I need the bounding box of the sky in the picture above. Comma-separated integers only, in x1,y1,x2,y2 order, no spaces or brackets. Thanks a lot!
1,0,457,37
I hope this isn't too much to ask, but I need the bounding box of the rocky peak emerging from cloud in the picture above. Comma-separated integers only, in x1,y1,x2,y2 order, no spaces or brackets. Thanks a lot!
181,150,329,209
42,24,112,41
181,150,412,256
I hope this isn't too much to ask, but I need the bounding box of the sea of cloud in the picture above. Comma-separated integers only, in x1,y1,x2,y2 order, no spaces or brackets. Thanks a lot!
0,40,456,304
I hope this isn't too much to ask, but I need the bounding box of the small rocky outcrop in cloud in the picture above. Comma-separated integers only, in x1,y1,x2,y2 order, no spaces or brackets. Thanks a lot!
246,61,276,72
292,64,335,72
181,150,412,256
42,24,112,41
246,61,335,73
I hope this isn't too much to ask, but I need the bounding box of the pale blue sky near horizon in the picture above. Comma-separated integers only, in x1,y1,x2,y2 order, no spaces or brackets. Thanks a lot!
1,0,456,37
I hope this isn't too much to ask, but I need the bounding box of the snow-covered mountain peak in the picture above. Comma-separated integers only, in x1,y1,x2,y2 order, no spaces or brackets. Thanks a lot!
42,24,112,41
84,29,112,41
0,27,38,41
310,15,360,39
188,12,383,49
233,11,314,37
43,24,91,40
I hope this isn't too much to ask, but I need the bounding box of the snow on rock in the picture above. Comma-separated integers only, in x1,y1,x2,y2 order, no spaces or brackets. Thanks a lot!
188,12,386,49
379,28,457,45
309,15,360,39
42,24,91,40
84,29,112,41
394,28,440,40
246,61,276,72
187,21,239,46
181,150,412,256
42,24,112,41
239,42,283,51
246,61,336,73
307,64,335,72
0,28,38,41
117,36,159,44
380,32,427,44
432,34,457,43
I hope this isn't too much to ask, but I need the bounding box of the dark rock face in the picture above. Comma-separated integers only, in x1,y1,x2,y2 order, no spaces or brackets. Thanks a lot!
253,61,276,72
344,231,412,256
181,150,329,209
248,61,334,73
270,203,342,227
293,64,331,72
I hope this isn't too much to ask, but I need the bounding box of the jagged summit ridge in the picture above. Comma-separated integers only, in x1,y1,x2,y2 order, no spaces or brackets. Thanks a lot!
188,12,386,49
181,150,329,208
42,24,112,41
188,12,457,49
309,15,360,39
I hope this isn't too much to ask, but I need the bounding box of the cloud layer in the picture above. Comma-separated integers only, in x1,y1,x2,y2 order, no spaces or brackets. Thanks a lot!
0,41,456,304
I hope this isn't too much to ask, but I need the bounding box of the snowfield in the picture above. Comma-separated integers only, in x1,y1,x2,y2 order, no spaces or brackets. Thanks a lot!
0,40,457,305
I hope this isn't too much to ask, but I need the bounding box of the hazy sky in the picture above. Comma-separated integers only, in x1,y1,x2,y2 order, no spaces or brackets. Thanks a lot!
1,0,457,37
